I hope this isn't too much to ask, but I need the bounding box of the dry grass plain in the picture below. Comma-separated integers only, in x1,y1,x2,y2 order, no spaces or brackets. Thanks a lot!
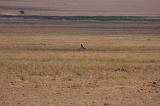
0,19,160,106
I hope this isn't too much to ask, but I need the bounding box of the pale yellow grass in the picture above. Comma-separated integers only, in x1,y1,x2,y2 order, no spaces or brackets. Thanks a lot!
0,35,160,81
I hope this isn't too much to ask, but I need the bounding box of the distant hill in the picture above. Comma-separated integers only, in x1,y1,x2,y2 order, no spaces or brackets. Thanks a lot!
0,0,160,16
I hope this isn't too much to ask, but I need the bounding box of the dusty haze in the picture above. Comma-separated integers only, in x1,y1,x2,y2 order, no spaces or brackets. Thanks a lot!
0,0,160,16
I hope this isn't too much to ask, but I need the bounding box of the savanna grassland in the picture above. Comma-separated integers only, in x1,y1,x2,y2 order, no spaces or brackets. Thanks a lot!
0,17,160,106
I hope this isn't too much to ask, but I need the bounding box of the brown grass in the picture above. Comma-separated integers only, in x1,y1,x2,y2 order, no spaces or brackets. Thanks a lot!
0,21,160,106
0,35,160,81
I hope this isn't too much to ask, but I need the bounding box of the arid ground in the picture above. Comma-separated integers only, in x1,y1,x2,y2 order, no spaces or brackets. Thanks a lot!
0,18,160,106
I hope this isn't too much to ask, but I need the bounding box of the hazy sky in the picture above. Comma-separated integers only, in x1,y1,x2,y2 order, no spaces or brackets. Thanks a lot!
0,0,160,16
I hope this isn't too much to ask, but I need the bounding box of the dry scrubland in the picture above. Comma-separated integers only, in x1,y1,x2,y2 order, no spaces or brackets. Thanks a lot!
0,20,160,106
0,35,160,80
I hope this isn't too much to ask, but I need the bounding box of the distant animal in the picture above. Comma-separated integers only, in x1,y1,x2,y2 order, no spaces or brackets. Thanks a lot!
19,10,25,15
80,44,86,50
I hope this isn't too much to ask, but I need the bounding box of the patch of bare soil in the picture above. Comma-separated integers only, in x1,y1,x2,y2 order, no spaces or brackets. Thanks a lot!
0,75,160,106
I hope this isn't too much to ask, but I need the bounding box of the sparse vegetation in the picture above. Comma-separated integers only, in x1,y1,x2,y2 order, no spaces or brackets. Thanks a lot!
0,35,160,80
0,19,160,106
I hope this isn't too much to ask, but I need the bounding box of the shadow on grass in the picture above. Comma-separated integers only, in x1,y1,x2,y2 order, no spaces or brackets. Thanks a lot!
1,46,160,53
